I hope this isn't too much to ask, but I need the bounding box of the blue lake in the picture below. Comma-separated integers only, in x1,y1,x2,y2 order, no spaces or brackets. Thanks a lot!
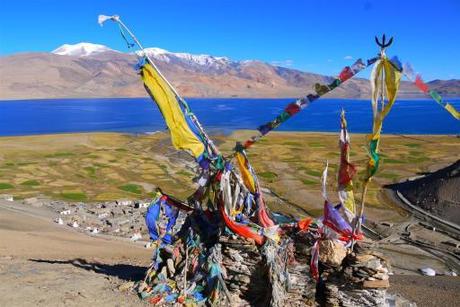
0,98,459,136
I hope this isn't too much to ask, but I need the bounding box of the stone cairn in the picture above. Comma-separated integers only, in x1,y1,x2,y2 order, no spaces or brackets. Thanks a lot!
48,198,401,306
320,241,391,307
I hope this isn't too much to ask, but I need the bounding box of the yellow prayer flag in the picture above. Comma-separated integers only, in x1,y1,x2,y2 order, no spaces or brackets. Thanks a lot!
445,103,460,120
235,152,256,194
141,63,205,159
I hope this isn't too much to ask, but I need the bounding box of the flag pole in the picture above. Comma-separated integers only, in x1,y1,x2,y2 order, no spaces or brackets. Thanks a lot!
98,15,220,157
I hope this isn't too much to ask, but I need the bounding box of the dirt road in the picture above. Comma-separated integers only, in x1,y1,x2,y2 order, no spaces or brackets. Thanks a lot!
0,200,151,306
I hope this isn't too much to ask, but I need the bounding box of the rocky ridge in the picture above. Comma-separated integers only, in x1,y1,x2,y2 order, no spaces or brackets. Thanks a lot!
1,43,458,99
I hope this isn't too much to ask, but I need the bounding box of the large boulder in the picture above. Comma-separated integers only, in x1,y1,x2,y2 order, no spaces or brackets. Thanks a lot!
319,239,347,267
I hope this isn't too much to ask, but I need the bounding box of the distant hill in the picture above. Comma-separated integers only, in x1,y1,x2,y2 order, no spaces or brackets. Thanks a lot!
0,42,459,100
389,160,460,225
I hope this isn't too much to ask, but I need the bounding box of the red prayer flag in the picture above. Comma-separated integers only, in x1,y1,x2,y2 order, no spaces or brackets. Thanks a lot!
415,75,429,93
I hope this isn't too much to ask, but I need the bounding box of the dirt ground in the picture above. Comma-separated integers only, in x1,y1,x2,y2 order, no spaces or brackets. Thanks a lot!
390,275,460,307
0,200,151,306
1,200,459,306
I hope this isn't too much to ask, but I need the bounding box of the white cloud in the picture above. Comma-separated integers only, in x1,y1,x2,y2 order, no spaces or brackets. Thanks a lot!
344,55,353,60
327,59,333,63
270,59,294,67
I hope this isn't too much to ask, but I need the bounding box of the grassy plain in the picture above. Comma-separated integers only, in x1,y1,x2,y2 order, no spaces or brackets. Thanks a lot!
0,131,458,221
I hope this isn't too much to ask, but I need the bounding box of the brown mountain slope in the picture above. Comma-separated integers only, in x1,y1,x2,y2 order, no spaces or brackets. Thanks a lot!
0,52,458,99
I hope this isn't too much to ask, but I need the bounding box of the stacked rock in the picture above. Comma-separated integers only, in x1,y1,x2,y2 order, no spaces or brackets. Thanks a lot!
344,252,390,288
323,248,391,307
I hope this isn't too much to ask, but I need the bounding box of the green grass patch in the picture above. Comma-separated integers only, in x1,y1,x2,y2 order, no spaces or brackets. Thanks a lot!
283,141,302,147
408,156,430,163
45,152,75,158
115,148,128,152
176,170,193,177
118,183,143,194
308,142,324,148
258,171,278,180
384,158,405,164
305,169,322,177
84,166,97,177
61,192,87,201
379,172,400,180
302,179,317,185
0,182,14,189
20,180,40,186
282,157,301,162
17,162,37,166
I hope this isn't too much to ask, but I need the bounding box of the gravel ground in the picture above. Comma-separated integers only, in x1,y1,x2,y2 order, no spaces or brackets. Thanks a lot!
390,275,460,307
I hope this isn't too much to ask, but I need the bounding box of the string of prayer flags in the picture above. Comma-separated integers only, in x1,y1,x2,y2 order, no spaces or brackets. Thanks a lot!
400,61,460,120
240,56,378,151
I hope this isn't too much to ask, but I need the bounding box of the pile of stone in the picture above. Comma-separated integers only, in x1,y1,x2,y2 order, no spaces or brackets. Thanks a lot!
47,199,186,242
343,252,390,288
220,236,267,305
219,235,316,307
323,246,391,307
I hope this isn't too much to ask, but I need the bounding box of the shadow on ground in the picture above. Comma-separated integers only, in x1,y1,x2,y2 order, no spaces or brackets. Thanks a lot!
29,258,147,281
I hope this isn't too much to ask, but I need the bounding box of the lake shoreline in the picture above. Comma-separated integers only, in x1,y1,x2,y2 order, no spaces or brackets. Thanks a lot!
1,98,459,136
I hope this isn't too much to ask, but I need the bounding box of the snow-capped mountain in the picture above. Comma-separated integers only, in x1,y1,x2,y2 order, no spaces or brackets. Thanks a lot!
2,42,454,100
137,47,234,70
52,43,236,70
52,42,118,57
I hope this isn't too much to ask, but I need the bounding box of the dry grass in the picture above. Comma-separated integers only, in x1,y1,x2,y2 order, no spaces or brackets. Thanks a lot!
0,131,458,222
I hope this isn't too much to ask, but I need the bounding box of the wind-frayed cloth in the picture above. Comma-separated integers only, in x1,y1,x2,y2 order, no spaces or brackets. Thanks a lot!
367,57,401,180
140,62,206,160
235,151,257,194
337,111,356,219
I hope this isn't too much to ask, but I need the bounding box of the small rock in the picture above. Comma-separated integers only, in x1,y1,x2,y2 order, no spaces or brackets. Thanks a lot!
235,275,251,284
118,281,135,292
364,258,382,271
23,197,44,207
0,194,14,201
230,252,244,262
362,279,390,288
319,240,347,267
373,272,389,280
355,254,375,263
420,267,436,276
130,232,142,241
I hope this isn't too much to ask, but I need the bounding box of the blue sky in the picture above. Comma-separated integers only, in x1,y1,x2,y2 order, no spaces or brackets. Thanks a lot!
0,0,459,80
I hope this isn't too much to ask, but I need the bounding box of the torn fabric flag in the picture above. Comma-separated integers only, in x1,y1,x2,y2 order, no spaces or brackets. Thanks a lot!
366,57,401,180
337,111,356,219
140,62,206,160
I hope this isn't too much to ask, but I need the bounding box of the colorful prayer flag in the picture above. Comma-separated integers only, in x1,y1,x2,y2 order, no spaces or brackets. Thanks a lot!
337,111,356,219
141,62,206,160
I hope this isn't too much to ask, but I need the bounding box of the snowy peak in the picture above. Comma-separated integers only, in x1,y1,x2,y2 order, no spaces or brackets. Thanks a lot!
137,47,234,69
52,43,239,69
52,43,118,57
